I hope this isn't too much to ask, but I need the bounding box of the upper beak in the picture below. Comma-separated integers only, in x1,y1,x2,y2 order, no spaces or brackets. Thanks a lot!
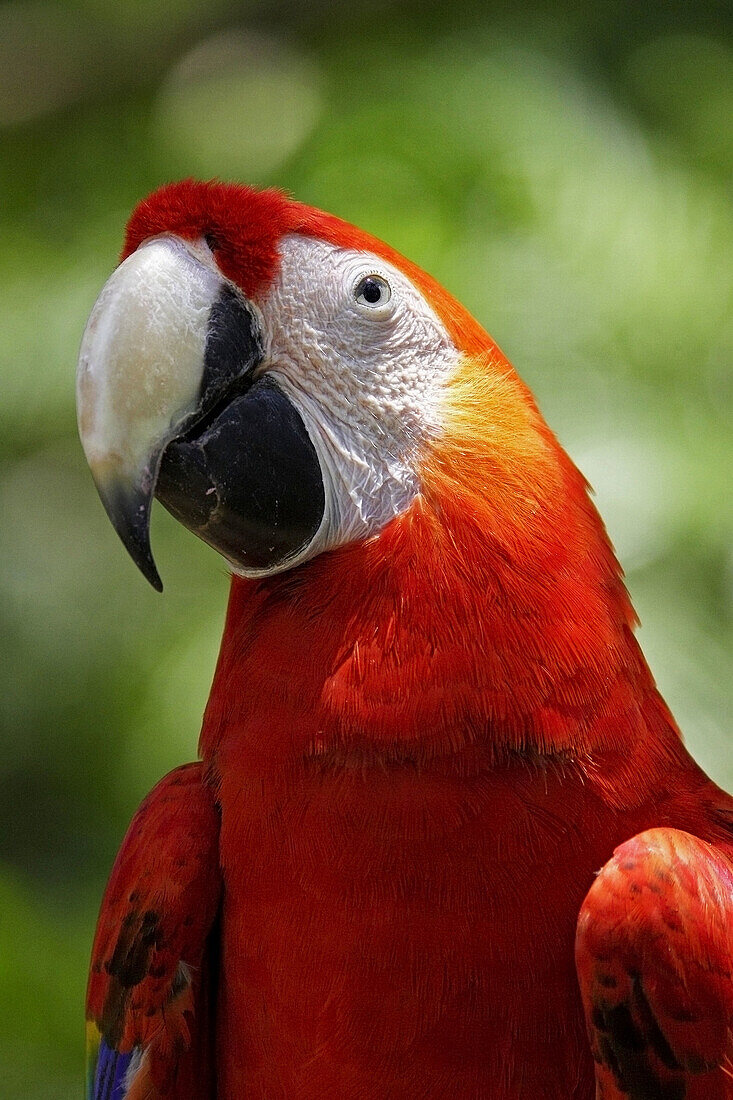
76,235,263,590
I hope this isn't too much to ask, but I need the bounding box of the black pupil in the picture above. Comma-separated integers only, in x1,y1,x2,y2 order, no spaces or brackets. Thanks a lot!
361,278,382,304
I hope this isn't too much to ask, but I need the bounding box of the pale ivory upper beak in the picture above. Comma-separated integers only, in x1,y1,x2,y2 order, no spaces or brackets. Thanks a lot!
76,235,223,589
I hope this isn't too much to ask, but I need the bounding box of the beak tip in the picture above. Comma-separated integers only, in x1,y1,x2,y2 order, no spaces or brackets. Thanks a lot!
139,556,164,593
97,478,164,593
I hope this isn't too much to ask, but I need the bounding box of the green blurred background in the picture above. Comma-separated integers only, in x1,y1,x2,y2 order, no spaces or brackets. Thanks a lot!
0,0,731,1094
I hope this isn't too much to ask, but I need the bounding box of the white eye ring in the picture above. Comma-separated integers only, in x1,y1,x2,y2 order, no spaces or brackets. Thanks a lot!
353,273,393,318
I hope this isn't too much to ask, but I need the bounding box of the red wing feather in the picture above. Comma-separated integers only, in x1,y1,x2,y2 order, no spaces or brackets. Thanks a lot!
576,827,733,1099
87,762,221,1099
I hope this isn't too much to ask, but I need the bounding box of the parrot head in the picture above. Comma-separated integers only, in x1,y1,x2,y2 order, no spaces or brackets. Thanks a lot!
78,179,474,590
77,179,566,589
78,180,642,753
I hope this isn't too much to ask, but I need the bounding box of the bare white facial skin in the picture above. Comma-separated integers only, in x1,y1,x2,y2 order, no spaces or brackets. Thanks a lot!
256,235,460,565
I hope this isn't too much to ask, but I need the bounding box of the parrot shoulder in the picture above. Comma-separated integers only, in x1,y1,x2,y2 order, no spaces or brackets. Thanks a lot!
86,762,221,1100
575,826,733,1099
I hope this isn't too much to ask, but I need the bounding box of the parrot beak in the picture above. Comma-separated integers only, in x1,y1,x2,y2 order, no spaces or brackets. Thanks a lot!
77,234,325,589
76,235,265,591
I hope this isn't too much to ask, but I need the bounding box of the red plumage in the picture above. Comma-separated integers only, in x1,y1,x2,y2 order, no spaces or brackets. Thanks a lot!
87,765,220,1098
87,181,733,1099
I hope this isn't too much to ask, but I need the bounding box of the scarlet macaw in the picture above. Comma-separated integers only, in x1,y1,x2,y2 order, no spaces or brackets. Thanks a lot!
77,180,733,1099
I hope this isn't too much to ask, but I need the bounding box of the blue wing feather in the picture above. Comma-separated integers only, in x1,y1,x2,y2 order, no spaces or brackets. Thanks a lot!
87,1028,135,1100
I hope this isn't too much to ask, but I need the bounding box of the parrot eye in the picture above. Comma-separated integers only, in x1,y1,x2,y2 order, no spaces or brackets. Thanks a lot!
354,274,392,313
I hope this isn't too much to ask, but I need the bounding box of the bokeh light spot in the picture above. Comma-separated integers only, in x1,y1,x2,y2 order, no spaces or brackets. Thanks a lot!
155,31,323,181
